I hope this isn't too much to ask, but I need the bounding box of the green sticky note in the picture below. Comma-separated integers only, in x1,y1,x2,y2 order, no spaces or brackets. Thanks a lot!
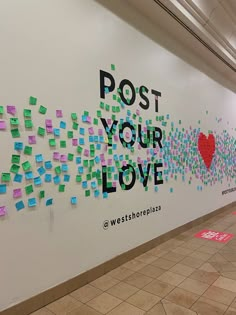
97,110,102,118
83,160,88,167
60,140,66,148
39,105,47,114
22,161,31,171
24,109,31,117
10,118,19,125
77,146,83,154
58,184,65,192
49,139,56,147
39,190,45,199
1,173,11,182
71,113,77,120
100,102,104,109
105,104,110,111
11,128,20,138
72,122,78,130
93,118,98,125
84,110,89,116
25,184,34,195
10,164,20,173
76,175,82,183
85,190,90,197
55,166,61,175
24,146,32,155
29,96,37,105
25,120,33,128
11,155,20,164
86,174,91,181
111,64,115,70
68,153,74,161
67,131,73,138
0,106,4,114
38,127,45,136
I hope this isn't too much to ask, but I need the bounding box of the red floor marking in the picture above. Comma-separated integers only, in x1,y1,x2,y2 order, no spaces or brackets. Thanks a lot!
195,229,234,243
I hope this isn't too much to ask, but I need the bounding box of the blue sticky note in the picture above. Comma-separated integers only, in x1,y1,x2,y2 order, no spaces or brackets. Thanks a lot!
37,166,46,176
14,142,23,151
79,128,85,135
53,176,60,184
82,181,87,189
14,173,23,183
35,154,43,163
45,161,52,169
60,121,66,129
45,174,52,182
91,181,97,189
71,196,77,205
94,136,98,142
112,144,117,150
76,157,81,164
46,198,53,206
79,138,85,145
170,188,173,193
155,186,159,192
105,87,109,94
0,184,7,194
82,115,87,122
28,197,37,207
103,192,108,199
99,136,104,143
64,174,70,182
25,171,33,180
94,190,100,197
78,166,84,174
89,136,94,142
16,200,25,211
96,144,101,150
54,128,60,136
61,164,68,172
34,176,42,186
95,156,100,164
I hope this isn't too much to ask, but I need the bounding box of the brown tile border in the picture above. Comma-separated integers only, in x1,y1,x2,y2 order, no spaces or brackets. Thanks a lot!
2,201,235,315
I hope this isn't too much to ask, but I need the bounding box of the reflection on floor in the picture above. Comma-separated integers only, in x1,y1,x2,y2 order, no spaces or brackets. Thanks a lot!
31,208,236,315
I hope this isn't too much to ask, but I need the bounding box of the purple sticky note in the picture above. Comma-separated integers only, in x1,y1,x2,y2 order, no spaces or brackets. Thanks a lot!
136,109,140,115
53,151,60,160
7,105,16,116
112,182,117,187
72,139,78,146
86,116,91,124
107,118,112,125
100,154,105,161
46,126,53,133
108,159,112,165
101,160,106,166
56,110,63,118
0,206,6,216
114,135,119,142
28,135,36,144
84,149,89,157
45,119,52,127
98,129,103,136
0,120,6,130
88,127,94,135
60,154,67,162
122,160,127,166
13,188,22,198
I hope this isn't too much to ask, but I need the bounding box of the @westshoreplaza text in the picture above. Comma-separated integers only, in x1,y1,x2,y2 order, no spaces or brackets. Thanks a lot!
103,206,161,230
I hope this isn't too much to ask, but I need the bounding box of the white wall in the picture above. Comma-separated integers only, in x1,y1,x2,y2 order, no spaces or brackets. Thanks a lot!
0,0,235,311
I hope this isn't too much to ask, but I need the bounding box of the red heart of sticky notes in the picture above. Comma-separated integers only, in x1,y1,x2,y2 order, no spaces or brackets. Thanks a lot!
198,132,215,169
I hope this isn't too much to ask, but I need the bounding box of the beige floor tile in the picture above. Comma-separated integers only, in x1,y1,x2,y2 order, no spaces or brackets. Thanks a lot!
170,263,195,277
199,262,218,272
107,302,145,315
147,247,169,258
135,253,158,264
151,258,176,270
211,262,236,273
91,275,119,291
46,295,82,315
198,245,219,255
172,246,193,256
208,253,228,263
162,300,197,314
180,242,202,251
123,259,147,272
221,272,236,280
127,290,161,311
189,250,212,261
162,251,185,263
225,307,236,315
107,266,134,281
191,297,227,315
180,256,204,268
143,279,175,297
230,296,236,308
138,264,165,278
146,303,166,315
106,282,139,300
221,252,236,262
68,304,102,315
165,287,199,308
213,276,236,293
178,278,209,295
124,272,153,289
157,271,186,286
70,284,102,303
30,309,54,315
87,292,122,314
203,285,236,305
189,269,220,285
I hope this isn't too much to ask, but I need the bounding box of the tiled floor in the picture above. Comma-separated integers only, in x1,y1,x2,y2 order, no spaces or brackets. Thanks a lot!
31,208,236,315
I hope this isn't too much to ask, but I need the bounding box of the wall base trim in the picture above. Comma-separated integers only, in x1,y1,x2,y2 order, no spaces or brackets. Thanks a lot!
3,201,236,315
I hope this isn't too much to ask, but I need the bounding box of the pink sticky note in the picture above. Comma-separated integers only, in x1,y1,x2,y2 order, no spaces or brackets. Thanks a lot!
195,229,234,243
46,126,53,133
108,159,112,165
0,120,6,130
114,135,119,142
112,182,117,187
107,118,112,125
0,206,6,216
84,149,89,157
13,188,22,198
60,154,67,162
53,152,60,160
86,116,91,124
28,135,36,144
122,160,127,166
137,157,141,163
7,105,16,116
56,110,63,118
72,139,78,146
45,119,52,127
88,127,94,135
136,109,140,115
138,144,141,150
100,154,105,162
125,132,130,138
98,129,103,136
101,160,106,166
